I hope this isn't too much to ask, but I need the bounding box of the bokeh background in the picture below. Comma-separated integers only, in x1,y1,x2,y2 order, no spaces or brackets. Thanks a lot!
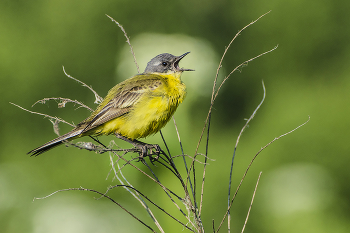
1,0,349,232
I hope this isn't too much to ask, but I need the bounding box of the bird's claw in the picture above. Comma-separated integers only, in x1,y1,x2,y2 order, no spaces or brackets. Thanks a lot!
137,144,161,162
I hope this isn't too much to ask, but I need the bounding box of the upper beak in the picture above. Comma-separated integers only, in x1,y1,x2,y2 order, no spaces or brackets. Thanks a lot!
174,52,194,72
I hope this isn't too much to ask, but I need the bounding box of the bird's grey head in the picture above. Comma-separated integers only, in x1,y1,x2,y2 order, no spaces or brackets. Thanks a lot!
143,52,193,74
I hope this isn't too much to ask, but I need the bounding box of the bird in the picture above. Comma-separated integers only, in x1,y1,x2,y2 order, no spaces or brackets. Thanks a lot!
28,52,193,156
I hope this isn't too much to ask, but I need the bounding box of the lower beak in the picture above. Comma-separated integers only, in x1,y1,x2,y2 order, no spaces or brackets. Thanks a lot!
175,52,194,72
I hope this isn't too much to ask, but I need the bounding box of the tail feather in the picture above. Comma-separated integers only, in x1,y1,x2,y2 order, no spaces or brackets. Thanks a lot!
28,129,82,156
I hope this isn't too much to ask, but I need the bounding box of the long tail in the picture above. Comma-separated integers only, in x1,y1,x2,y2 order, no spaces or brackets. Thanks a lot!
28,129,83,156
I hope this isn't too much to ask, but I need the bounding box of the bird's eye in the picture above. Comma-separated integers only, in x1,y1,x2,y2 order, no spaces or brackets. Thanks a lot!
162,62,167,66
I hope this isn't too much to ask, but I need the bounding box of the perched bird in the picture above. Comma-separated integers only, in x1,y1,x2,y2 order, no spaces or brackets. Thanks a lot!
28,52,193,156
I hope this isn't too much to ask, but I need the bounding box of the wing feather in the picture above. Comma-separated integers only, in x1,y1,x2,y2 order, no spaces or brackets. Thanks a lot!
79,74,163,133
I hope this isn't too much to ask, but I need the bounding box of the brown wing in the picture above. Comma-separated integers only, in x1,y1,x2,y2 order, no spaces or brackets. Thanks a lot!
78,75,163,133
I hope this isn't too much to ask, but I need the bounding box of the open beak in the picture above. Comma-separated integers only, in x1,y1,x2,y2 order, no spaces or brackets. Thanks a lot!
174,52,194,72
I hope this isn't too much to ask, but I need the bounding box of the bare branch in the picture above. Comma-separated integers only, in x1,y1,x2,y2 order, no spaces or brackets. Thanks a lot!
194,11,274,157
110,160,165,233
87,138,200,231
50,118,61,136
34,187,157,233
62,66,103,104
215,116,310,233
32,97,94,112
10,102,74,127
185,11,276,212
212,11,271,100
106,14,140,73
236,81,265,148
214,46,277,103
172,153,214,164
227,81,266,231
241,172,262,233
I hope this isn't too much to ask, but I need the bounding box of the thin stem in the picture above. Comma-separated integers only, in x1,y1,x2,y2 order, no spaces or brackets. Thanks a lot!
215,116,310,233
241,172,262,233
227,81,266,231
62,66,103,104
34,187,157,233
106,14,140,73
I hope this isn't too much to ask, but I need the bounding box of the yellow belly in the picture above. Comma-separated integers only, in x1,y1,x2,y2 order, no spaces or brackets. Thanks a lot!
99,96,177,139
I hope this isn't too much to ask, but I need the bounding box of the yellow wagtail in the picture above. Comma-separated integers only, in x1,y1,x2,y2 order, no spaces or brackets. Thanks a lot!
28,52,193,156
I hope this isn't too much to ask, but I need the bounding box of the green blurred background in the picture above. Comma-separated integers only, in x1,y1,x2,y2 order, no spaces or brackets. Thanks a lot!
1,0,349,232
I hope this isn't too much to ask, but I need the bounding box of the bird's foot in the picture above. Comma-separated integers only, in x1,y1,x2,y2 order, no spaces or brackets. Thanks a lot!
113,133,162,161
135,143,161,162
